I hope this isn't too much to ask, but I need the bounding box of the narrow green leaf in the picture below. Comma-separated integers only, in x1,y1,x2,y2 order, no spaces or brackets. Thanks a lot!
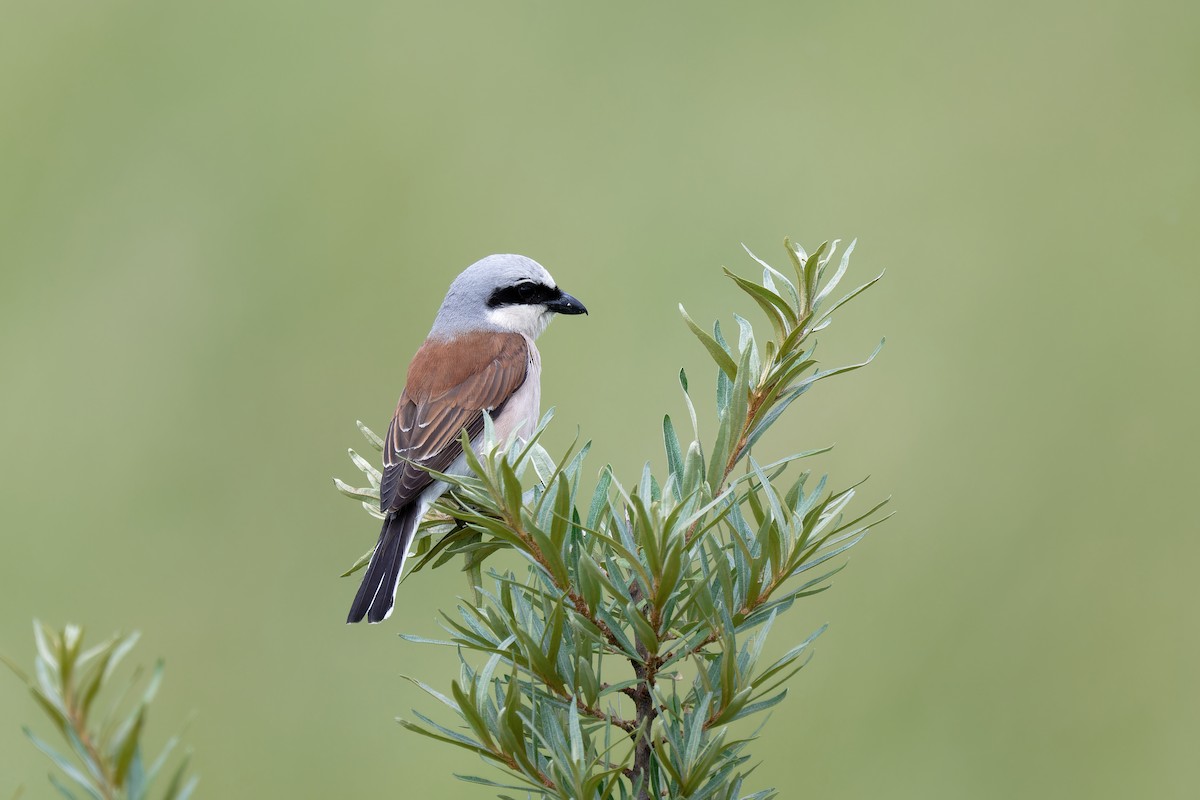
812,272,884,330
685,692,713,766
125,745,145,800
32,622,58,673
498,460,524,519
586,466,613,530
783,237,810,311
27,689,70,737
681,440,706,502
450,681,497,750
347,449,381,488
143,731,181,789
801,241,828,315
59,626,82,690
173,775,199,800
402,676,460,712
728,688,788,723
812,238,856,309
567,694,583,763
707,413,732,487
724,342,754,461
741,243,800,314
332,478,378,504
452,773,546,793
62,727,104,789
340,545,375,578
679,305,738,379
399,714,493,757
356,420,384,451
46,774,81,800
21,728,103,800
679,367,700,444
663,416,684,496
733,314,761,380
722,269,791,338
113,707,145,785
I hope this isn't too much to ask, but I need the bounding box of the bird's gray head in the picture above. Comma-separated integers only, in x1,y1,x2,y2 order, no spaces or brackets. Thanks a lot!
429,254,587,340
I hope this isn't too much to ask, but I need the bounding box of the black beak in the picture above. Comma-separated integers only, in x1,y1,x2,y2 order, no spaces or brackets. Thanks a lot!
547,290,588,315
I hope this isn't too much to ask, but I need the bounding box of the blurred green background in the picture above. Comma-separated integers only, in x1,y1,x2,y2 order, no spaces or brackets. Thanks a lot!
2,1,1197,797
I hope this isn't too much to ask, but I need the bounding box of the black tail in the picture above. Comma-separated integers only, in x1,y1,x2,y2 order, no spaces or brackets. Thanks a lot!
347,505,418,624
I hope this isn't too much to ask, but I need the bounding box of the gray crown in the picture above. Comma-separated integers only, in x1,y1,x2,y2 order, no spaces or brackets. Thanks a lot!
430,254,556,337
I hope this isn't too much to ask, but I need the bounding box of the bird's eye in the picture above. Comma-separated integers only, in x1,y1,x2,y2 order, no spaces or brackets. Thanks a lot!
517,282,537,301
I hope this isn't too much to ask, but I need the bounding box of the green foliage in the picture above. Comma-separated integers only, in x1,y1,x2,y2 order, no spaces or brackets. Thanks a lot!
2,623,196,800
335,237,888,799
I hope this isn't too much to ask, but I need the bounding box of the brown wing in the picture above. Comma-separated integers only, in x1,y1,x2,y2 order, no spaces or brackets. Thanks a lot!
379,331,529,512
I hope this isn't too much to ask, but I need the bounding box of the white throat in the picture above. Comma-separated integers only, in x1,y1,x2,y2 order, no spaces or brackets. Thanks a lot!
485,304,554,339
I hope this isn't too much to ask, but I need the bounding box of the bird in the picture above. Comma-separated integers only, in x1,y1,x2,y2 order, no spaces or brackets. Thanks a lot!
347,254,588,624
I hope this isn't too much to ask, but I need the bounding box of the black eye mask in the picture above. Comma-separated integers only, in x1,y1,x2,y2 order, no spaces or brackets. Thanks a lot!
487,281,563,308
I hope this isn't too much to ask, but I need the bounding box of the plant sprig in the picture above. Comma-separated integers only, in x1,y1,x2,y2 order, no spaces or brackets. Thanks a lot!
335,236,888,799
2,622,196,800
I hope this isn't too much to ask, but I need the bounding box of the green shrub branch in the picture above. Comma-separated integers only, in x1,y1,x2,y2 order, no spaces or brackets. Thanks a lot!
3,623,196,800
335,236,889,800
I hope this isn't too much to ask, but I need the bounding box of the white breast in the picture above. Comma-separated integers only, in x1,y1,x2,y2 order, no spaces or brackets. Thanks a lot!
491,337,541,445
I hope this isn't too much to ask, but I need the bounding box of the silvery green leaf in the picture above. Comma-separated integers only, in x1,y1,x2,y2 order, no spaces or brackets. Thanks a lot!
33,622,57,672
171,775,199,800
34,658,64,713
722,270,790,338
586,466,612,530
679,305,738,379
101,631,140,685
812,238,855,308
402,676,459,711
679,368,700,442
732,314,760,379
140,659,164,706
755,624,827,685
61,625,82,666
333,478,377,503
685,691,713,766
663,416,684,486
143,731,179,789
400,712,491,755
348,449,381,486
22,728,102,800
741,243,800,314
749,459,787,534
452,773,547,793
567,694,583,763
681,440,706,501
815,238,840,285
47,773,81,800
791,535,865,577
528,443,557,487
356,420,384,451
111,707,145,786
787,238,807,265
812,272,885,330
125,745,146,800
340,546,375,577
481,409,498,452
716,359,732,419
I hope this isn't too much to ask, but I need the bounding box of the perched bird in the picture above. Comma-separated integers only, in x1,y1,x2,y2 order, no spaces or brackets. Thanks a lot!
347,254,587,624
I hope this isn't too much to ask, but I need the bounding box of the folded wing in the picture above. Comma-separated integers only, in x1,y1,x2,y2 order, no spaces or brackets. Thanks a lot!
380,331,530,511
